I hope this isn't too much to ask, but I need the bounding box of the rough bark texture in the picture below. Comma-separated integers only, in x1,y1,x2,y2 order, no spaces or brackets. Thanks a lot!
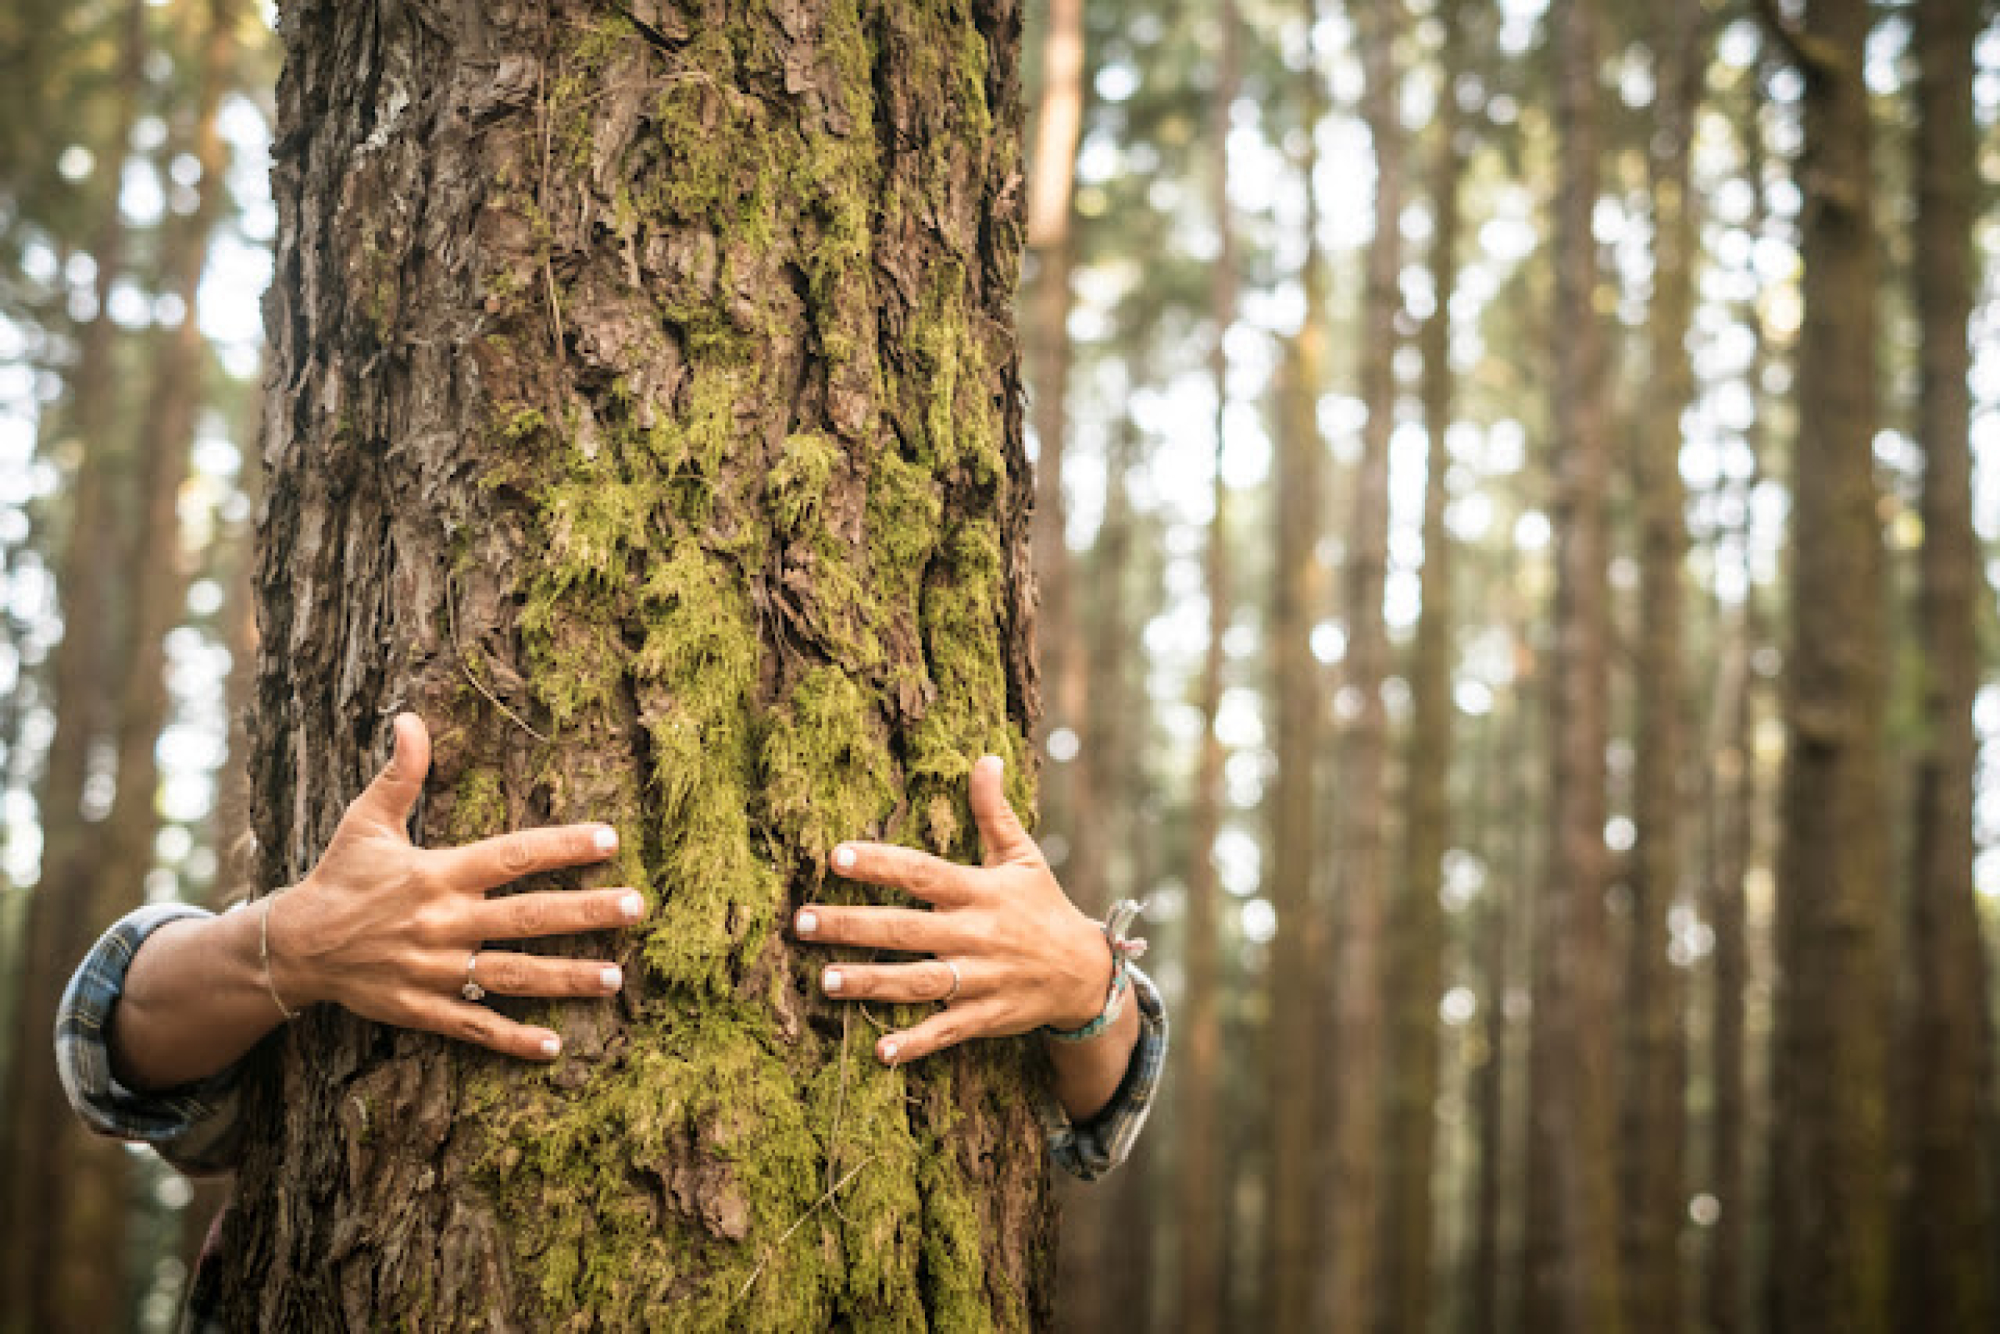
0,3,146,1329
1321,3,1402,1327
1895,0,1996,1325
1522,0,1622,1328
1618,1,1700,1328
1175,4,1235,1326
1264,3,1329,1324
1765,0,1893,1329
1383,3,1461,1323
211,2,1055,1328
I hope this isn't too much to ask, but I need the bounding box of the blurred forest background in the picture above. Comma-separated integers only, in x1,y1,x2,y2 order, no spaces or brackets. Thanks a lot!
3,0,2000,1331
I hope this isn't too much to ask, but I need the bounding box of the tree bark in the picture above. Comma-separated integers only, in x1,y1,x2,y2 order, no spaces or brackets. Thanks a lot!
210,3,1054,1327
1895,0,1996,1326
1382,2,1461,1327
1176,4,1236,1326
0,3,147,1328
1619,1,1701,1328
1264,1,1330,1325
1523,0,1623,1328
1764,0,1893,1328
1322,3,1403,1327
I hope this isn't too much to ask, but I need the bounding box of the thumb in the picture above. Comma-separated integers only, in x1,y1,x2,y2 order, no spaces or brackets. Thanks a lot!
970,755,1035,867
356,712,430,830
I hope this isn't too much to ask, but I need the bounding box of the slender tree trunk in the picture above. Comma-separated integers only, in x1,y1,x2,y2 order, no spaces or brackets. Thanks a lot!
1764,0,1893,1329
1523,0,1622,1328
1896,0,1996,1325
0,3,146,1328
1384,4,1462,1325
1702,522,1755,1334
210,4,1053,1327
51,4,240,1317
1025,0,1086,849
1619,2,1702,1328
1323,3,1403,1326
1265,2,1330,1324
1177,4,1237,1326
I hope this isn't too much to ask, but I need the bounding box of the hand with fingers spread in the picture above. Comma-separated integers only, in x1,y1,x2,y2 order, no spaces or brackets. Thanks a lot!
104,713,644,1093
794,754,1143,1123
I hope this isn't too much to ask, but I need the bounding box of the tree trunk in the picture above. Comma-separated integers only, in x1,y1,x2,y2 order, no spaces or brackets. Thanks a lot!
1264,1,1330,1325
1523,0,1623,1328
1176,3,1236,1326
1024,0,1086,862
1895,0,1996,1325
1383,1,1461,1325
1764,0,1893,1329
0,3,146,1328
210,3,1054,1328
51,3,241,1319
1619,1,1701,1328
1323,3,1403,1327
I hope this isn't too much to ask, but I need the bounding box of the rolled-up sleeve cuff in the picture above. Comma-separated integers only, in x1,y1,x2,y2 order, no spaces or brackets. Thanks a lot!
1043,964,1168,1181
56,903,247,1175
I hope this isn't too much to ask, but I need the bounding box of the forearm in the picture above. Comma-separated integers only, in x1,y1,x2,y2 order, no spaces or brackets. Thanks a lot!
109,903,291,1092
1042,995,1141,1124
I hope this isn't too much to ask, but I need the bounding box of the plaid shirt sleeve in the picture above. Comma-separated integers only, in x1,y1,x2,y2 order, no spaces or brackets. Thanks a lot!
1042,964,1168,1181
56,903,248,1176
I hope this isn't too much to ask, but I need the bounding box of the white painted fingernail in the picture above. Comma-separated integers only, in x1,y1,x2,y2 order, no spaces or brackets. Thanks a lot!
600,966,623,991
618,892,645,921
540,1036,561,1058
823,968,843,994
833,846,856,871
879,1040,900,1065
594,827,619,854
796,910,818,936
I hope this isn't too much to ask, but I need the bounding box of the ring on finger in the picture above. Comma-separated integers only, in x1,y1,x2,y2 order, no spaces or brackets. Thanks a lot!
462,951,486,1003
939,959,962,1004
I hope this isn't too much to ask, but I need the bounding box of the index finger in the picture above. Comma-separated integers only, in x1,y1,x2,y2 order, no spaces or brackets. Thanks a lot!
428,824,620,893
830,842,973,905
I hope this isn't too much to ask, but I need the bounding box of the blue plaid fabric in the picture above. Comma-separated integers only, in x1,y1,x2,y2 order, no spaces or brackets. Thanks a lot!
59,908,1166,1184
1042,965,1168,1181
55,903,249,1176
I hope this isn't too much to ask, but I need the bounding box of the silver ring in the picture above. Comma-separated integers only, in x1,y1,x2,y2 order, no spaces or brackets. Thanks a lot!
462,952,486,1003
940,960,961,1004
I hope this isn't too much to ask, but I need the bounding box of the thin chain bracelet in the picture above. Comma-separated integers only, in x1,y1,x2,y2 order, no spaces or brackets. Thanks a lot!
1044,899,1148,1044
260,892,300,1022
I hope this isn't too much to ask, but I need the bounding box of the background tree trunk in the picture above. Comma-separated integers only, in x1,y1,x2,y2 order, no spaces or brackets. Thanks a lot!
1523,0,1623,1327
1384,3,1462,1325
1264,2,1330,1325
210,2,1055,1327
1895,0,1996,1325
1765,0,1894,1329
1323,1,1403,1324
1619,0,1701,1327
0,2,147,1327
1176,3,1237,1325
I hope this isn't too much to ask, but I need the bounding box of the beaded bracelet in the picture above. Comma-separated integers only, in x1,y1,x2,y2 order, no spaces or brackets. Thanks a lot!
1044,898,1148,1044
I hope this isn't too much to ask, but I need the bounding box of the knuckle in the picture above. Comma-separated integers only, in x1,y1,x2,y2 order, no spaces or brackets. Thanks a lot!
486,957,527,991
460,1013,499,1046
509,897,553,935
497,836,536,876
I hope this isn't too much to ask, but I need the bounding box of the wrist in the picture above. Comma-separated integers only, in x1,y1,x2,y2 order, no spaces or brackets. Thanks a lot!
260,886,316,1014
1050,911,1118,1032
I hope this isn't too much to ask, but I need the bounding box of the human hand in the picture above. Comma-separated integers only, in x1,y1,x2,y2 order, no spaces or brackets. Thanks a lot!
266,713,645,1060
792,755,1114,1066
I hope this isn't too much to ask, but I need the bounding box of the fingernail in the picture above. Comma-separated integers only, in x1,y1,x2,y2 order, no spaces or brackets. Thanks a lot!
833,846,856,871
618,892,645,921
540,1035,561,1058
822,968,843,994
983,754,1003,773
796,910,818,936
879,1040,900,1065
594,827,619,855
600,966,623,991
